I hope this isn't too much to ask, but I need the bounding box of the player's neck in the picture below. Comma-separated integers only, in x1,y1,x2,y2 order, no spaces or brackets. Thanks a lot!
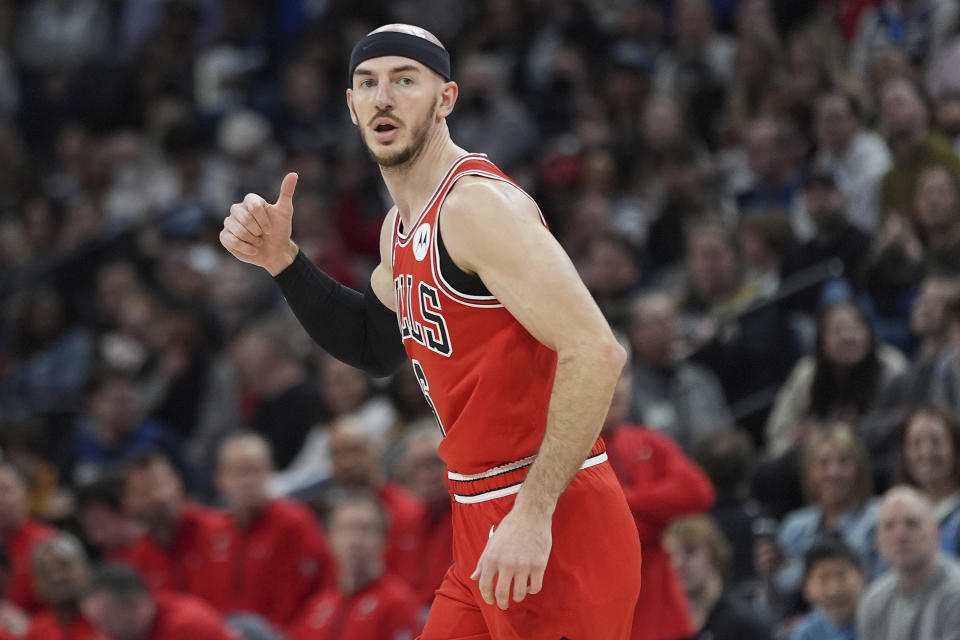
380,125,467,232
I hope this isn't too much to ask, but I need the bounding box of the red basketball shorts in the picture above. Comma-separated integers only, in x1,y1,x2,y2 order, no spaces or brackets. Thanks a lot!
417,447,642,640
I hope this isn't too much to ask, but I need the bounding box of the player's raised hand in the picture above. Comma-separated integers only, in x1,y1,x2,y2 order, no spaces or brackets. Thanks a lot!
220,172,300,275
471,507,552,610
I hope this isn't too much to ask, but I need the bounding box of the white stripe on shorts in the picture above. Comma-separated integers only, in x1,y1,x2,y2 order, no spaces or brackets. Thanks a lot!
452,452,608,504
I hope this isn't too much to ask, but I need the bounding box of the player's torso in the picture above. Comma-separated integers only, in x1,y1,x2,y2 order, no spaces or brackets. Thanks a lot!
391,154,557,475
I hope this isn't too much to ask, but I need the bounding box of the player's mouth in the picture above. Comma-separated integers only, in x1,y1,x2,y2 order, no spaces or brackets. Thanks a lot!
372,118,400,143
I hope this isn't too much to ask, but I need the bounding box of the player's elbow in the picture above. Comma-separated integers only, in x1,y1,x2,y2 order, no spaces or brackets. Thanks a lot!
592,336,627,377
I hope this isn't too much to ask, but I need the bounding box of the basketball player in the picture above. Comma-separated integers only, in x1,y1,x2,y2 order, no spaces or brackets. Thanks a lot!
220,24,642,639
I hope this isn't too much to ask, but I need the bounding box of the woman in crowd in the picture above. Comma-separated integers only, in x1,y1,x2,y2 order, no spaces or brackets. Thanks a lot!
898,406,960,552
756,424,880,620
765,299,907,484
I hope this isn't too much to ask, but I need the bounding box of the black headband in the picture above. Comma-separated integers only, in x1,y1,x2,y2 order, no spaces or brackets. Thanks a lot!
348,31,451,86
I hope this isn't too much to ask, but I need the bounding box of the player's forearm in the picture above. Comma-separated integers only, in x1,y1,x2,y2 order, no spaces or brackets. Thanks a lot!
515,340,626,517
273,250,407,377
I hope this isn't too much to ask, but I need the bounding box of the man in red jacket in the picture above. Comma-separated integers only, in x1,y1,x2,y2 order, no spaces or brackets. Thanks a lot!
214,431,333,625
288,492,421,640
604,372,716,640
81,564,237,640
25,532,98,640
0,463,53,614
303,419,426,588
394,427,452,604
120,451,231,603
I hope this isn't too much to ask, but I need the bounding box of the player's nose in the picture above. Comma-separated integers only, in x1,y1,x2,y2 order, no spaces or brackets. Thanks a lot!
374,80,394,110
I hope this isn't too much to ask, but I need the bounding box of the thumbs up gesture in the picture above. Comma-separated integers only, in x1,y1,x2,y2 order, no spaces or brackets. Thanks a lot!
220,172,300,276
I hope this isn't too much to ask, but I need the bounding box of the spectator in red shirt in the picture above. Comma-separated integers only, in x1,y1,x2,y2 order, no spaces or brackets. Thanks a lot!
0,463,53,613
214,431,332,626
0,549,27,638
393,427,452,605
81,564,236,640
120,451,231,603
302,419,425,588
76,474,144,562
25,532,98,640
288,492,421,640
603,371,717,640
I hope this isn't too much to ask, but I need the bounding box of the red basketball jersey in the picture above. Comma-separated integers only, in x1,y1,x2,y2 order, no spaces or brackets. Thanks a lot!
391,154,558,475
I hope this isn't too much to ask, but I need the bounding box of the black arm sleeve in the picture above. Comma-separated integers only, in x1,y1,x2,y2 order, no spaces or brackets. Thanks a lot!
273,250,407,377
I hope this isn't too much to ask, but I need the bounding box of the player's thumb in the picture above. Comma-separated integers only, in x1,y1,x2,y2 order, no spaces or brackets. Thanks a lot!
273,172,299,214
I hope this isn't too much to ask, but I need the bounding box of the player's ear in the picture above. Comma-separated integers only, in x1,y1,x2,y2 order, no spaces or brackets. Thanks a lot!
437,80,458,120
346,88,359,126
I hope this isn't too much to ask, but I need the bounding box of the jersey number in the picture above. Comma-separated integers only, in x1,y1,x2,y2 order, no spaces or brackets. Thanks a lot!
412,359,445,436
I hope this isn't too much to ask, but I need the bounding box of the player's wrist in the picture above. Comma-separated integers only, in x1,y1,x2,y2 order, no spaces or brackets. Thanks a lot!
513,488,557,520
266,240,300,277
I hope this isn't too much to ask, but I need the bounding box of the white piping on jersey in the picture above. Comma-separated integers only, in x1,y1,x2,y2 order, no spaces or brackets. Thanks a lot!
447,454,538,481
451,452,609,504
395,153,486,246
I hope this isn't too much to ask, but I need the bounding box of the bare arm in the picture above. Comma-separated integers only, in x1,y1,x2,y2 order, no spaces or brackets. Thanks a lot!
440,177,626,608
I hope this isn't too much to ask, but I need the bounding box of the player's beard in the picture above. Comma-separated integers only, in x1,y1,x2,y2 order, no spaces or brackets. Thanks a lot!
359,97,437,169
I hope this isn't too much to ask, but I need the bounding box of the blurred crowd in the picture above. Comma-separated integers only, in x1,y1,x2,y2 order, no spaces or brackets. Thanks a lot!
5,0,960,638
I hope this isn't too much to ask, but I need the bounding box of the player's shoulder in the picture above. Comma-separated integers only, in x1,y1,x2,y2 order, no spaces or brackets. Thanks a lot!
443,175,537,223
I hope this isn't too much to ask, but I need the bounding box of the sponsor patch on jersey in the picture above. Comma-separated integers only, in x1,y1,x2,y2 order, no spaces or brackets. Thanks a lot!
413,222,431,261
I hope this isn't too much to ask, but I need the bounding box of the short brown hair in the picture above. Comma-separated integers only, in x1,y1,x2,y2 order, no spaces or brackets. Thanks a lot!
664,515,732,575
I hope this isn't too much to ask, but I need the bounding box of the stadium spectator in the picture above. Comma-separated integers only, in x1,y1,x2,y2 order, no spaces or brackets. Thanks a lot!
75,474,144,562
738,211,795,299
735,118,809,239
641,141,718,273
604,371,715,640
811,89,891,233
680,218,799,431
654,0,734,146
627,292,732,451
664,515,773,640
857,485,960,640
0,549,27,637
849,0,960,82
0,417,72,521
757,424,879,620
120,451,230,605
300,418,425,589
25,532,97,640
765,300,907,479
214,432,332,626
270,353,396,496
0,286,94,417
789,539,866,640
781,170,872,315
582,233,642,331
227,325,321,471
913,163,960,262
287,492,421,640
81,564,236,640
0,462,53,614
65,367,185,487
692,428,763,588
445,52,539,172
392,427,451,605
878,77,960,223
898,273,959,416
897,408,960,552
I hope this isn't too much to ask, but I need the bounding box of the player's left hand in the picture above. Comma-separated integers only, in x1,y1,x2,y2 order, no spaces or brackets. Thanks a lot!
470,506,552,610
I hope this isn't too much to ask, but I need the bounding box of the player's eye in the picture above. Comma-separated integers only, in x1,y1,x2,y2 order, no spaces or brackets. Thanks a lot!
398,77,413,86
359,79,374,88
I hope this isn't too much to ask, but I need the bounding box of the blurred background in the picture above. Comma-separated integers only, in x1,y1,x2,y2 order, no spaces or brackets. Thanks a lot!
1,0,960,639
